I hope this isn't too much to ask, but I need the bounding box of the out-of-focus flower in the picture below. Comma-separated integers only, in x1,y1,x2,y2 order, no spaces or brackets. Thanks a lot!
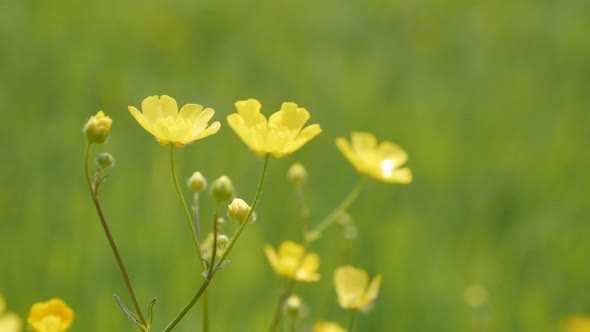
209,175,234,202
563,316,590,332
334,265,382,311
287,163,308,186
128,95,220,146
27,298,73,332
84,111,112,144
313,321,346,332
187,171,207,193
336,131,412,184
0,294,22,332
227,99,321,157
264,241,320,282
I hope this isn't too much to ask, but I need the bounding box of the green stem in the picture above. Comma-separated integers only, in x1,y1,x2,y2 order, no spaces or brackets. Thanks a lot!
267,277,297,332
348,310,356,332
163,279,211,332
214,154,270,271
203,203,221,332
306,177,366,242
202,289,209,332
164,154,270,331
84,143,147,328
170,144,206,271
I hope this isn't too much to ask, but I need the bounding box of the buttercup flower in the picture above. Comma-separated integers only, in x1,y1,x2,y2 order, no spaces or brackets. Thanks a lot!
264,241,320,282
0,294,21,332
334,265,382,311
563,316,590,332
128,95,220,146
27,298,73,332
227,99,322,157
336,131,412,184
313,321,346,332
83,110,112,144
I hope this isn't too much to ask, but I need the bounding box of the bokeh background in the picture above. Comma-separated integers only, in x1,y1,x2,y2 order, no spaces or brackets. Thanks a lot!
1,0,590,331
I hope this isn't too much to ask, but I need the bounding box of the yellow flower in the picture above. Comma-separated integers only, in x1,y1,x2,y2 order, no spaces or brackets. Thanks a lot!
27,298,73,332
336,131,412,184
334,265,382,311
313,321,346,332
128,95,221,146
563,316,590,332
0,294,21,332
226,99,322,157
83,110,112,144
264,241,320,282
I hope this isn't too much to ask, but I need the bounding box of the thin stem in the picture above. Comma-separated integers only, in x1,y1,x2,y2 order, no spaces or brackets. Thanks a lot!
84,144,147,327
164,154,270,331
163,279,211,332
192,193,201,241
214,154,270,271
203,203,221,332
267,277,297,332
306,177,367,242
348,310,356,332
170,144,206,271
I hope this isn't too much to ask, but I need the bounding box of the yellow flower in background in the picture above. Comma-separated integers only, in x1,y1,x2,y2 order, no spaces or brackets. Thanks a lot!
83,110,112,144
227,99,322,157
313,321,346,332
128,95,221,146
27,298,73,332
0,294,21,332
563,316,590,332
334,265,382,311
264,241,320,282
336,131,412,184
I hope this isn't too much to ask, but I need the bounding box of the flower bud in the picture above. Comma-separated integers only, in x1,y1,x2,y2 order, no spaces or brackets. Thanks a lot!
210,175,234,202
285,295,302,318
287,163,307,185
187,171,207,193
96,152,115,169
228,198,256,223
217,234,230,248
84,110,112,144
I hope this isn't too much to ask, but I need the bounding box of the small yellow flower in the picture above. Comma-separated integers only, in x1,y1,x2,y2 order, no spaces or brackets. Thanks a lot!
313,321,346,332
0,294,22,332
563,316,590,332
83,110,112,144
227,99,322,157
336,131,412,184
128,95,221,146
264,241,320,282
334,265,382,311
27,298,73,332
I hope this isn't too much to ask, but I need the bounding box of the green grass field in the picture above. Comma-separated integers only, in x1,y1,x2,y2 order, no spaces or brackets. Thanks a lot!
1,0,590,331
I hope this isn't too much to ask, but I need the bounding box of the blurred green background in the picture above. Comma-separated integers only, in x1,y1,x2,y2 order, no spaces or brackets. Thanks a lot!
1,0,590,331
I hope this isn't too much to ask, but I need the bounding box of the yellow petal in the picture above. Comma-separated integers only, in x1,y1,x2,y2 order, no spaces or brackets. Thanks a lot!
286,124,322,155
128,106,156,136
268,102,310,134
264,245,280,274
0,312,21,332
334,266,368,309
378,141,408,166
192,121,221,141
351,131,377,153
362,274,382,309
178,103,204,122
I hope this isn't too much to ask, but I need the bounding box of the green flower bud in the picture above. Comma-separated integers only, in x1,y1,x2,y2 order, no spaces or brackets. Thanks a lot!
285,295,302,318
84,111,112,144
96,152,115,169
217,234,230,248
210,175,234,202
187,171,207,193
227,198,255,223
287,163,307,185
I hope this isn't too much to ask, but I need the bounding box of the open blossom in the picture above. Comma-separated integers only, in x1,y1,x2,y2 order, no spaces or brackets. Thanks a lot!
227,99,322,157
563,316,590,332
313,321,346,332
128,95,220,146
336,131,412,184
27,298,73,332
0,294,21,332
334,265,382,311
264,241,320,282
